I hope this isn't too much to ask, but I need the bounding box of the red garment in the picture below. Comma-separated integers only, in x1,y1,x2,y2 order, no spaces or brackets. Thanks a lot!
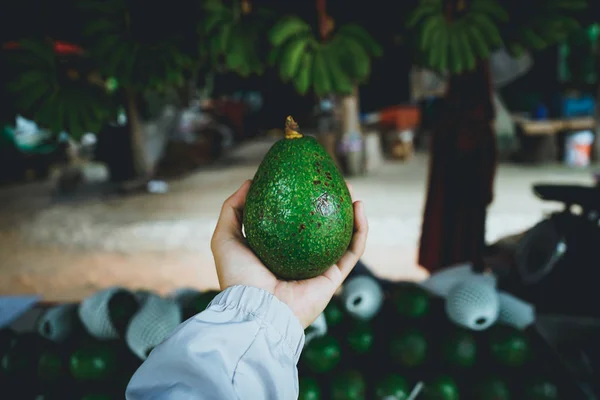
418,62,497,273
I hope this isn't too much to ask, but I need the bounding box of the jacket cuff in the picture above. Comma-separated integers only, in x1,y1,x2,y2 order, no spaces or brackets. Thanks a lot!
208,285,305,362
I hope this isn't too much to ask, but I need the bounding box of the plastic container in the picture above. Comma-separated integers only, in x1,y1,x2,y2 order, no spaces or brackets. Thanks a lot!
564,130,594,167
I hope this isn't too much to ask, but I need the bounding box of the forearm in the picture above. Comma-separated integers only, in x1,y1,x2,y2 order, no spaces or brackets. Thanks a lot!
126,285,305,400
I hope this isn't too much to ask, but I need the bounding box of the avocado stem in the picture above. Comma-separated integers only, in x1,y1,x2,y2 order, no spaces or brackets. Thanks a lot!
285,116,303,139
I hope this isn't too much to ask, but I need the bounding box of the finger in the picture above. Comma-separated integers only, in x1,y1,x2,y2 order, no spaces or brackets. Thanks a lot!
346,182,356,202
335,201,368,279
212,180,252,243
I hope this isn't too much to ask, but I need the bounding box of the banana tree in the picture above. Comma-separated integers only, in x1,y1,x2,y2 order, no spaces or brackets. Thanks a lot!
267,0,382,174
406,0,588,273
4,0,203,183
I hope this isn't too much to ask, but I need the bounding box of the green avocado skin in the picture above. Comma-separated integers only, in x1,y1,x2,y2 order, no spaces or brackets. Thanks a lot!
243,136,354,280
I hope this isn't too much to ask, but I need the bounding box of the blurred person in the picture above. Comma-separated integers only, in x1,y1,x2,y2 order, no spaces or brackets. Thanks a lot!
126,180,368,399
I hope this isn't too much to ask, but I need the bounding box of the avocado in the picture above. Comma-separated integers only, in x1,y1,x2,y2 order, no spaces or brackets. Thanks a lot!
473,376,511,400
422,375,460,400
488,325,530,367
374,373,410,400
244,116,354,280
302,334,342,373
330,370,366,400
346,321,374,354
299,376,322,400
442,327,477,368
389,328,428,367
523,378,558,400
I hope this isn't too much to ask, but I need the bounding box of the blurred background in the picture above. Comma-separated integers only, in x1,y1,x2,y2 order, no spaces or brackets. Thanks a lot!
0,0,598,300
1,0,600,399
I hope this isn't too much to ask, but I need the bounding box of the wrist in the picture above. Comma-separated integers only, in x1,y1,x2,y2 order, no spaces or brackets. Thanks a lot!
210,285,305,361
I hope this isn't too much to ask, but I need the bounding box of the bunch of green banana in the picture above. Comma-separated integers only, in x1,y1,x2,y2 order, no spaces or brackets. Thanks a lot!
511,0,587,53
268,16,382,97
80,0,194,91
201,0,273,77
407,0,507,74
407,0,588,74
6,40,113,138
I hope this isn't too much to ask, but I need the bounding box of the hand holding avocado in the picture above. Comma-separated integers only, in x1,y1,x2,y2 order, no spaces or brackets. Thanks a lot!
211,179,367,329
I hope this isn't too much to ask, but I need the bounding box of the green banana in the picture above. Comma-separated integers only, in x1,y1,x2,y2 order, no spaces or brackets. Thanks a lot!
269,16,312,47
93,34,121,58
323,44,354,95
521,28,548,50
279,36,310,82
456,22,476,71
84,19,116,37
469,0,509,22
203,11,232,35
335,35,370,82
427,22,446,70
8,70,48,92
220,23,234,54
50,97,66,134
547,0,588,10
293,51,314,95
104,40,130,76
14,81,51,112
336,24,383,57
420,15,445,51
406,0,443,28
449,26,464,74
18,40,55,65
312,48,332,97
532,18,567,43
467,13,503,48
466,24,490,60
437,27,449,72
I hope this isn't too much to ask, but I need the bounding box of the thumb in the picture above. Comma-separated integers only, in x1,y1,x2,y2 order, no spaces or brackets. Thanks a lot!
212,180,252,244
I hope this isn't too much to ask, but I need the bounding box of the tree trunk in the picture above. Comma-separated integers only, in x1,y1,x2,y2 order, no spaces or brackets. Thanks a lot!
339,86,364,176
125,89,153,180
418,62,497,273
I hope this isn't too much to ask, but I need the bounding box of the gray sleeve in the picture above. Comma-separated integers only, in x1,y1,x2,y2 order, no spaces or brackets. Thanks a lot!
125,285,305,400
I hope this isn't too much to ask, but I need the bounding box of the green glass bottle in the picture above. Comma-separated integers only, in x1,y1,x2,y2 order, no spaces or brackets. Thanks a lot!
488,326,530,367
374,373,410,400
393,285,430,318
442,328,477,368
298,376,321,400
421,375,460,400
330,370,366,400
302,335,341,374
389,328,428,367
70,341,117,381
324,298,345,328
346,322,374,354
473,376,511,400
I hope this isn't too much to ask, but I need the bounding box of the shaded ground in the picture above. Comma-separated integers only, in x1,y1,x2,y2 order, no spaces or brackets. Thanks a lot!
0,137,594,301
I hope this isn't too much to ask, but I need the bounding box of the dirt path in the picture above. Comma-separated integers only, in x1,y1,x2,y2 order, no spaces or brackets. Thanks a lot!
0,139,594,301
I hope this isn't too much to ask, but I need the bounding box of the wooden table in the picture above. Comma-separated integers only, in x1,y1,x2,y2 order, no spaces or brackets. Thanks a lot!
512,115,596,136
511,115,597,163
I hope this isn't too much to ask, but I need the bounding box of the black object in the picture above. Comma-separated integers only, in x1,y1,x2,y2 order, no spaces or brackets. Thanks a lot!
535,315,600,399
501,183,600,319
496,183,600,399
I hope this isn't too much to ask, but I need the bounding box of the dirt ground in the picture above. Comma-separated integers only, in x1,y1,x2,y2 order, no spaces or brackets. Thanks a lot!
0,138,594,301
